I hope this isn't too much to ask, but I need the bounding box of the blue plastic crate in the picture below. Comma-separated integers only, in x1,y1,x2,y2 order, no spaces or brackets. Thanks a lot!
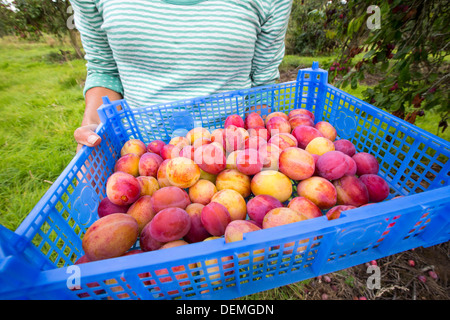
1,63,449,300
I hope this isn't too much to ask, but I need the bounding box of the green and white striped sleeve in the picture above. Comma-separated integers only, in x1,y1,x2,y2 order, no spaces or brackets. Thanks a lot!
71,0,123,97
251,0,293,87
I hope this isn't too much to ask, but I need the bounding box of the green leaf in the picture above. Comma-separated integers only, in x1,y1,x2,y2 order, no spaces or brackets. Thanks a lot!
428,73,438,83
357,72,365,81
375,93,385,104
391,100,403,112
411,70,422,79
347,18,356,37
393,47,410,60
375,51,386,63
347,15,365,39
364,49,376,59
325,29,337,40
399,66,411,82
342,78,349,88
351,76,358,90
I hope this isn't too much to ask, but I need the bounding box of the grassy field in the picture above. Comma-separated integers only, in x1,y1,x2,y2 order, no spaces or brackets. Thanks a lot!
0,37,86,230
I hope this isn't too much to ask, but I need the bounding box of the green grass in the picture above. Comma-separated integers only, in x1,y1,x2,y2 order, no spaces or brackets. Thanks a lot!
279,54,335,72
0,36,86,230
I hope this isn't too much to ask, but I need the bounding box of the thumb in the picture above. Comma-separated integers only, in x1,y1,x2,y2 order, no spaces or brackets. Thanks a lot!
74,124,102,148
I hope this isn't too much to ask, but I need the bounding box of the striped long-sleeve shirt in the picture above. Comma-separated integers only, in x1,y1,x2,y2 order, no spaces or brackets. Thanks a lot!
70,0,293,108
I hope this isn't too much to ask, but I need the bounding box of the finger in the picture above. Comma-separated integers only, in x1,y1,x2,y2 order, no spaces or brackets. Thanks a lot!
74,124,101,148
76,143,84,154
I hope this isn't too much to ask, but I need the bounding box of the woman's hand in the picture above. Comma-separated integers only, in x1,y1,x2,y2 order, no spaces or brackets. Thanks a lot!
74,123,101,153
75,87,123,153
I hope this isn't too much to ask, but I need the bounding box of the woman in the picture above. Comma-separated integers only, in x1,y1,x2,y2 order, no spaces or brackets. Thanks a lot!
72,0,293,151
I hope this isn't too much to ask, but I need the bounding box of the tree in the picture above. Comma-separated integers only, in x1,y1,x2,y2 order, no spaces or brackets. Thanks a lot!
7,0,83,59
0,1,16,37
286,0,342,56
327,0,449,132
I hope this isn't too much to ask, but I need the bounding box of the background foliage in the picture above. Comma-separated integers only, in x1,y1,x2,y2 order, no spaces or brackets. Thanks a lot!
0,0,83,58
330,0,449,131
286,0,342,56
287,0,449,130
